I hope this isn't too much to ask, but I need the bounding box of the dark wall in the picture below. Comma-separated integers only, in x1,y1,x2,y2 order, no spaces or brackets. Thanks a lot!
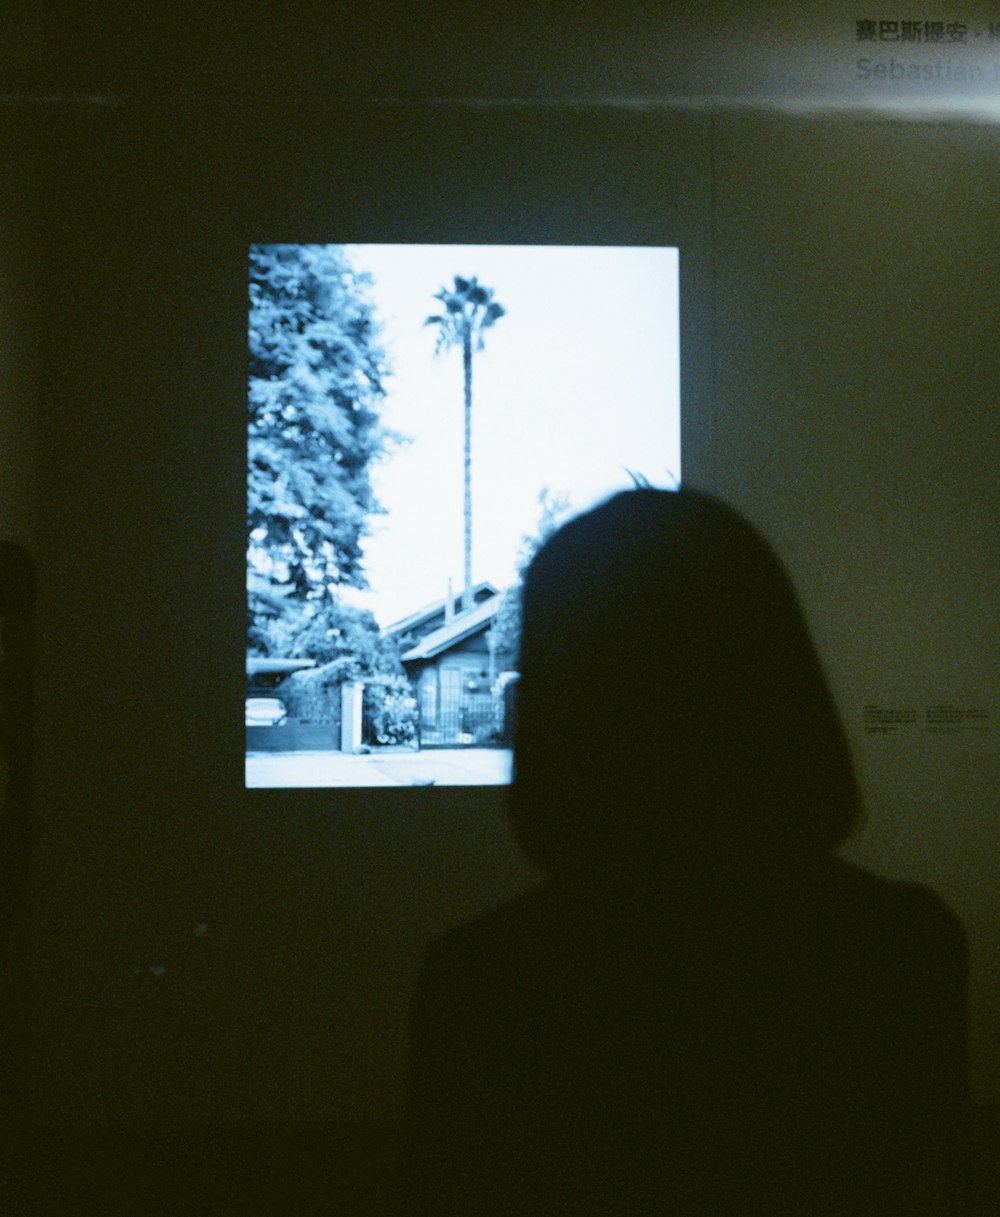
25,98,711,1129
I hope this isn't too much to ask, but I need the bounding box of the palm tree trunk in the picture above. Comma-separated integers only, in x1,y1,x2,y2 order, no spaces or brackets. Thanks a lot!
462,328,473,611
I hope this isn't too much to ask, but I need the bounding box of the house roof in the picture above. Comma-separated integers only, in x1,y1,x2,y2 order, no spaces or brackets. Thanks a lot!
399,594,502,663
382,581,500,640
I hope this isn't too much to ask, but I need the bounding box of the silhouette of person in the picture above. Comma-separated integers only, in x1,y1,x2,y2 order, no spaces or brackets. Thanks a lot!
400,489,969,1217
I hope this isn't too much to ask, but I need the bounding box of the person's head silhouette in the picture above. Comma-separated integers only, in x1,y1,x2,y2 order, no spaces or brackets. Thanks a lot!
508,488,860,881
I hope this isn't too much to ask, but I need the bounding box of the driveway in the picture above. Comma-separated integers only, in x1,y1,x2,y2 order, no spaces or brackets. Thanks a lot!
246,747,512,788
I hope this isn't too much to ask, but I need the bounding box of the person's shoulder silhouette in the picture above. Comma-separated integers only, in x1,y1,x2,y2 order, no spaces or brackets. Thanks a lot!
401,489,968,1217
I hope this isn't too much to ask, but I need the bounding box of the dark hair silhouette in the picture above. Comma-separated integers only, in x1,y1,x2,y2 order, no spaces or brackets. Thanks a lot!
509,488,860,875
402,487,969,1217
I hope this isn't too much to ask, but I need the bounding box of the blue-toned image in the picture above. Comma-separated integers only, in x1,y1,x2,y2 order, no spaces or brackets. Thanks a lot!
246,244,680,788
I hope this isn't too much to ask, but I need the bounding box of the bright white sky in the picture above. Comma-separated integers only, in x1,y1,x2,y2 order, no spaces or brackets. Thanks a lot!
341,244,681,627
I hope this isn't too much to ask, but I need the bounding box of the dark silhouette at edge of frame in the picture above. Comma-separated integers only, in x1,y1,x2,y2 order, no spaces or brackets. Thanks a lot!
0,542,35,1165
400,488,970,1217
0,542,34,954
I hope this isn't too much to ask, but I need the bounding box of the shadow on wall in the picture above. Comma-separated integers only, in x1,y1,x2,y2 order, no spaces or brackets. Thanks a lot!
0,1123,401,1217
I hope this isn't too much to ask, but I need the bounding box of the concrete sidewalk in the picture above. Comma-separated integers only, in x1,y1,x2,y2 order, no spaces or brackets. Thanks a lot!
246,747,512,788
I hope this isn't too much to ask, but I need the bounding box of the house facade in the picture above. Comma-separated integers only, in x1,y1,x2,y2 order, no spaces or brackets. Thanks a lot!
382,583,515,747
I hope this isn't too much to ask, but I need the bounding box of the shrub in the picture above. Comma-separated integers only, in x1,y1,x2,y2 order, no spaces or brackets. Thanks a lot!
279,663,346,724
363,674,418,746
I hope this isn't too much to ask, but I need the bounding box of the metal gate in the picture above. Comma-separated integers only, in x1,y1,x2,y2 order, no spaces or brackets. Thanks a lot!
419,669,504,748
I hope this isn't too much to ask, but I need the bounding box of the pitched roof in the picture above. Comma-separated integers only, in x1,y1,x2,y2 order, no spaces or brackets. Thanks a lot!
400,594,502,663
382,581,500,639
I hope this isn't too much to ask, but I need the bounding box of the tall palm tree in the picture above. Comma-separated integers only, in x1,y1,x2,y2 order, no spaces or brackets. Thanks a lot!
426,275,505,610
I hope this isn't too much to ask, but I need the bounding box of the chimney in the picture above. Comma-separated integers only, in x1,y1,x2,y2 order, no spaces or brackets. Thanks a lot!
445,577,454,624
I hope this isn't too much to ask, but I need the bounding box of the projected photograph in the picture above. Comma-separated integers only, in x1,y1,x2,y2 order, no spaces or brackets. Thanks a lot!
246,244,680,788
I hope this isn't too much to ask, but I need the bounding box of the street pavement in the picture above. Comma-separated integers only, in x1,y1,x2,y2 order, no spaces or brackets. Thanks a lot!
246,747,512,788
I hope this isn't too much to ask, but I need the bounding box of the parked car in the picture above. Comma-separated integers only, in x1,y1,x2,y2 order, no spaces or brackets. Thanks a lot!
245,697,288,727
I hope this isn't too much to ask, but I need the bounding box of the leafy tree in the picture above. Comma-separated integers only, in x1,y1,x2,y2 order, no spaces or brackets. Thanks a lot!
299,603,406,679
491,488,571,665
248,244,394,657
425,275,505,610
